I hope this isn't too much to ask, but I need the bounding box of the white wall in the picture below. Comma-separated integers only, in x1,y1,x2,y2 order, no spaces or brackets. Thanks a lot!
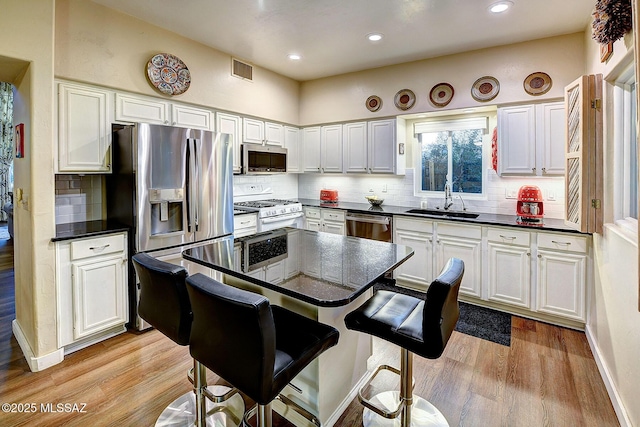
584,29,640,427
54,0,300,125
299,33,585,125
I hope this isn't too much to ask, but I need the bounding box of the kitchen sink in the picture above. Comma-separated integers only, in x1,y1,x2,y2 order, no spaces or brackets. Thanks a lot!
404,208,480,219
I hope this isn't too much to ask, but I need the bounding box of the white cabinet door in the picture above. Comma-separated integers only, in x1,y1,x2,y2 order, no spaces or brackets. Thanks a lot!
57,83,112,173
393,218,434,291
171,104,212,130
306,218,322,232
498,105,536,175
265,261,285,284
115,93,170,125
72,253,127,340
284,126,301,173
343,122,368,173
498,102,565,176
368,119,396,174
233,213,257,237
243,117,265,145
265,122,284,146
535,232,587,321
536,101,566,175
303,127,322,172
323,221,345,235
536,250,586,321
487,242,531,308
321,124,343,173
435,223,482,298
217,112,243,174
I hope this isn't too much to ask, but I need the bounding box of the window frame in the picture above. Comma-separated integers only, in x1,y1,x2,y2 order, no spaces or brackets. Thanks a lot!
413,116,489,200
612,64,638,238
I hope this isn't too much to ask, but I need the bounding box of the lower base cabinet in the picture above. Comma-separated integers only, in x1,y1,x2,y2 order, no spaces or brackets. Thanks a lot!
56,232,129,353
393,217,590,328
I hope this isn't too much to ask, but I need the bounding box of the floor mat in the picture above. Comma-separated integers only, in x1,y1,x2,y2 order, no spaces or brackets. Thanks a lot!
372,281,511,346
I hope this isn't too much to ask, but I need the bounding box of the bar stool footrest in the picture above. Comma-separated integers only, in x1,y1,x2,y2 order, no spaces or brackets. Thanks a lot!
155,386,245,427
358,364,414,419
362,391,449,427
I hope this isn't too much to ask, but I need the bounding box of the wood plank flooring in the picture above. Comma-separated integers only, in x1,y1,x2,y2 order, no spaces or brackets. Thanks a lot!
0,227,620,426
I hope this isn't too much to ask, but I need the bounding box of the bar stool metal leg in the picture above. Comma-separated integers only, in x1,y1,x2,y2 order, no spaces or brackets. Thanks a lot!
362,349,449,427
155,360,245,427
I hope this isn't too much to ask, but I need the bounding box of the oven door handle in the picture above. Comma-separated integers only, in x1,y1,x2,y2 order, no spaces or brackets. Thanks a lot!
260,212,304,224
345,214,391,225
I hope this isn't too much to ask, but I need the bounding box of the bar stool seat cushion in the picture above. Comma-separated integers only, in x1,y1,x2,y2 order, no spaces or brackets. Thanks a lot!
345,258,464,360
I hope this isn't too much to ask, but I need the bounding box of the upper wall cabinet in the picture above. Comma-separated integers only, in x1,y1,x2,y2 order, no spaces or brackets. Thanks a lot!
284,126,301,173
302,125,343,173
243,118,284,146
115,93,213,131
216,112,243,174
57,82,113,173
343,118,404,174
497,101,565,176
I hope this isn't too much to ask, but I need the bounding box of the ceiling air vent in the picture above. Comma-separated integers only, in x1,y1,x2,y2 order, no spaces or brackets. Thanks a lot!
232,58,253,81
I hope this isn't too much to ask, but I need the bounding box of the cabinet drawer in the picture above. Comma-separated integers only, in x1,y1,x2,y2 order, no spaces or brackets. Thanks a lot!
304,208,321,219
537,233,588,253
321,209,345,222
395,217,433,234
70,234,125,261
487,228,530,246
234,213,257,229
437,222,481,239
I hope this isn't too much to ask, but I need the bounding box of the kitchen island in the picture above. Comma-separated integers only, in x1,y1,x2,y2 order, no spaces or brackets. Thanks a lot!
183,228,414,426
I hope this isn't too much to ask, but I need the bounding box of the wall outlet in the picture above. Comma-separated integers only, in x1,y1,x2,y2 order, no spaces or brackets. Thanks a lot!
421,200,428,209
382,184,388,193
505,188,518,199
547,190,556,201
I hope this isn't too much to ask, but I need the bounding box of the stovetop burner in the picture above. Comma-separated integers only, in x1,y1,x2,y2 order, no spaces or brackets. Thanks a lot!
234,199,300,209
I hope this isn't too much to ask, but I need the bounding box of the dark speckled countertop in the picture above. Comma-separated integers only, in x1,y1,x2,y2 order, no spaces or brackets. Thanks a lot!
183,228,414,307
297,198,585,234
52,220,130,242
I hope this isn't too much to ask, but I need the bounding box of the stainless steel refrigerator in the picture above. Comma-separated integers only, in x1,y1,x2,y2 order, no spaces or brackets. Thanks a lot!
107,123,233,329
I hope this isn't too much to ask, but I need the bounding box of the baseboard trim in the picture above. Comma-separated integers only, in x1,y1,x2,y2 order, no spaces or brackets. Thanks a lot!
585,324,632,427
323,369,373,427
12,319,64,372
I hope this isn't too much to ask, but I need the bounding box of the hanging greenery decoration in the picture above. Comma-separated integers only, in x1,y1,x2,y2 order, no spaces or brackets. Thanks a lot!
592,0,633,45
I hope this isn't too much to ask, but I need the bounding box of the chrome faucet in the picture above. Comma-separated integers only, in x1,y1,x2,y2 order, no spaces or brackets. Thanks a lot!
443,182,453,210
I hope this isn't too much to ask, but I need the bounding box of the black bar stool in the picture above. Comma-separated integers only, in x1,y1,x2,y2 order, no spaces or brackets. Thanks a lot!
132,253,245,427
185,273,340,427
344,258,465,427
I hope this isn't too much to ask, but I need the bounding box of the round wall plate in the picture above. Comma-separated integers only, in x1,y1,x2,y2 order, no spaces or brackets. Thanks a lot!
366,95,382,112
471,76,500,102
146,53,191,95
523,72,552,96
394,89,416,111
429,83,454,107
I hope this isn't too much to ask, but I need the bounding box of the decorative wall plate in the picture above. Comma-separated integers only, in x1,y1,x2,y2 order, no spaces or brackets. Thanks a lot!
471,76,500,102
523,72,552,96
429,83,454,107
146,53,191,95
394,89,416,111
366,95,382,112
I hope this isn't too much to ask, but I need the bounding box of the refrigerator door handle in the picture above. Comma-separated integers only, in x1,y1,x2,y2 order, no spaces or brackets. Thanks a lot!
193,138,201,232
187,138,199,233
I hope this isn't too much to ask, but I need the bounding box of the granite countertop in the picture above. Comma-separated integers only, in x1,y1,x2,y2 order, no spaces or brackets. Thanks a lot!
52,220,130,242
297,198,585,234
183,228,414,307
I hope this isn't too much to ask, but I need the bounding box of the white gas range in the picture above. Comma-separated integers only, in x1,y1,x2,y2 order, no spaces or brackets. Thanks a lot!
234,199,304,232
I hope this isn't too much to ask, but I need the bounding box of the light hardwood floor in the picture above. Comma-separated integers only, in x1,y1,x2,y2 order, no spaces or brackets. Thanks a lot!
0,227,619,426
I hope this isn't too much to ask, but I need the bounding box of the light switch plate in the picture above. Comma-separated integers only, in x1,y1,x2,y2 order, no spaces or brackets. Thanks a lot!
505,188,518,199
547,190,556,201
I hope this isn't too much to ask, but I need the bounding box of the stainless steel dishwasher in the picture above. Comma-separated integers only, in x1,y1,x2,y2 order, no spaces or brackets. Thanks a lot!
345,212,393,243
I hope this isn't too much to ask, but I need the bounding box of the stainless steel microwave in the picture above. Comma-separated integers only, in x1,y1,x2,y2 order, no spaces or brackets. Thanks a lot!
242,229,288,272
241,144,287,174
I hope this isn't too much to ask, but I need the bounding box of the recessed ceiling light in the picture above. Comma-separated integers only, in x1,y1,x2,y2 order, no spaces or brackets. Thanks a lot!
489,1,513,13
288,54,302,60
367,33,383,42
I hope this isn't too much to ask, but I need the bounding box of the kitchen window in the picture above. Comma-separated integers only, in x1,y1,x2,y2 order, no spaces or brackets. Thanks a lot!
414,117,488,199
612,63,638,237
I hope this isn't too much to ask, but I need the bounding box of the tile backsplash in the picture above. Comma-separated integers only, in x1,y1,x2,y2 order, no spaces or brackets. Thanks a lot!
55,175,103,224
298,169,566,219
